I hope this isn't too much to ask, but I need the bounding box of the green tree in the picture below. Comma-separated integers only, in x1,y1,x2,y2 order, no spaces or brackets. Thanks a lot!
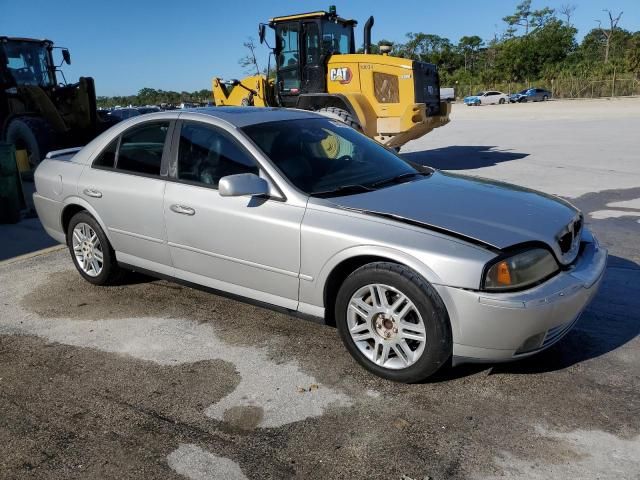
580,27,632,65
625,33,640,74
458,35,484,71
503,0,555,36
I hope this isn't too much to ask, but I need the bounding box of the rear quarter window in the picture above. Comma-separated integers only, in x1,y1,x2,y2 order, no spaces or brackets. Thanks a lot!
92,138,118,169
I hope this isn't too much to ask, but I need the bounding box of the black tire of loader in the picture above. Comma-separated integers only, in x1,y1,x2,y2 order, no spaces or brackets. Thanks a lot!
316,107,361,131
5,116,54,168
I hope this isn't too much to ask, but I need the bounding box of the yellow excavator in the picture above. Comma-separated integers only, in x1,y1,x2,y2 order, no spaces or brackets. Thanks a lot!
212,6,450,149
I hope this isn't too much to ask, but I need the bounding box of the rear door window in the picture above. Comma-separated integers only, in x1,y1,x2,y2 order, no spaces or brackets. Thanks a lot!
115,122,170,176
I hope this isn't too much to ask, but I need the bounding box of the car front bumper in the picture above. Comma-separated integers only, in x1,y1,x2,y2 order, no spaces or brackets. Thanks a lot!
435,238,607,364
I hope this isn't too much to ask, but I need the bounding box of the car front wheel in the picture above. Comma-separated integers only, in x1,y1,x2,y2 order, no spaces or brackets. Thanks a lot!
335,262,452,383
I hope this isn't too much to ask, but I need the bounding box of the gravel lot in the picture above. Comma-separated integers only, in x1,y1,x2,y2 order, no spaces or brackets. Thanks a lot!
1,98,639,479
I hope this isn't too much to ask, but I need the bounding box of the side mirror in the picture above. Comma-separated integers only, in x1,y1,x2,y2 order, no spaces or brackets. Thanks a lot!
259,24,266,45
62,49,71,65
219,173,269,198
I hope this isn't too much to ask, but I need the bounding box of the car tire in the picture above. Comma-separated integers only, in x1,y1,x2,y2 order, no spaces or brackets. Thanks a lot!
67,211,122,286
5,116,54,168
499,98,506,104
543,95,549,101
335,262,452,383
316,107,361,131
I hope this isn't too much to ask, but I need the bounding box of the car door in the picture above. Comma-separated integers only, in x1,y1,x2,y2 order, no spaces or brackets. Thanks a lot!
79,120,174,269
163,120,305,309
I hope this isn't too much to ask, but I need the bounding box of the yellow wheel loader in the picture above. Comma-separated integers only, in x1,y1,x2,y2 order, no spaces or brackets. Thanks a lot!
212,7,450,149
0,36,115,170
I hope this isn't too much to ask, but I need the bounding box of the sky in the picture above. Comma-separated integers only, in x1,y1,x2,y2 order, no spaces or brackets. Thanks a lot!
1,0,638,96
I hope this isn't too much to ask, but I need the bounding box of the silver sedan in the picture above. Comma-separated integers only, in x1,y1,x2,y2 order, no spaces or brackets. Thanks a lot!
33,108,607,382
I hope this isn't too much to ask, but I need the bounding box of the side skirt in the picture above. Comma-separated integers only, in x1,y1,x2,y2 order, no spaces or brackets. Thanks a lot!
117,261,327,326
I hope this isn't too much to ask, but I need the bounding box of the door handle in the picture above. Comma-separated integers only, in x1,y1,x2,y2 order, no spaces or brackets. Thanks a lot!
83,188,102,198
170,204,196,216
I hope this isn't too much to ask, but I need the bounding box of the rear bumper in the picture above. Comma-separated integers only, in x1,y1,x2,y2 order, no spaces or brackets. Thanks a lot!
435,238,607,364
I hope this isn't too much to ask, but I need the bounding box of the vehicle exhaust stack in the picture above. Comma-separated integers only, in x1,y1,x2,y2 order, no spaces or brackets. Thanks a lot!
363,16,374,54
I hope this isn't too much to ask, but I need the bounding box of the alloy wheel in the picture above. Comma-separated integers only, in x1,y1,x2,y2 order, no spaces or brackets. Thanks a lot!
72,222,104,277
347,283,427,369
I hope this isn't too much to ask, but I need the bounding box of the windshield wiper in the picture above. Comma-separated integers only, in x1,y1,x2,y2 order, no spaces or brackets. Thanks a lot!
369,171,428,189
310,184,374,198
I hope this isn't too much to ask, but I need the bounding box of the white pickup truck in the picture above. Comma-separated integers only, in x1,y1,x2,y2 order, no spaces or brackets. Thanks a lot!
440,87,455,103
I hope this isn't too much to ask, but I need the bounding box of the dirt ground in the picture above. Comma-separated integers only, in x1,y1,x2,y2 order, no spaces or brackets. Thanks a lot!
1,98,639,479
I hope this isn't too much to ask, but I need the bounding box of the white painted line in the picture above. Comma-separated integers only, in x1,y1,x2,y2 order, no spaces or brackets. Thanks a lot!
589,210,640,220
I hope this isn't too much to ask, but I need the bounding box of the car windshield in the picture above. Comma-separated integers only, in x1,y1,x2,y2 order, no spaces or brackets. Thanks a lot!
242,118,425,196
518,89,528,94
476,91,485,96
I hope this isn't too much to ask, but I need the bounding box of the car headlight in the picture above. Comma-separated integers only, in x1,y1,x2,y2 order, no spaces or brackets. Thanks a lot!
483,248,559,291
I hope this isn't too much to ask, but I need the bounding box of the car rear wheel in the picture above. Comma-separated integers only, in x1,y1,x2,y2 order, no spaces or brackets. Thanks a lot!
335,262,452,383
67,211,122,285
543,95,549,101
499,98,506,104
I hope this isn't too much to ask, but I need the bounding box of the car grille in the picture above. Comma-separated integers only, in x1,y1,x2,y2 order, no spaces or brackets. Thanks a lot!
557,215,583,263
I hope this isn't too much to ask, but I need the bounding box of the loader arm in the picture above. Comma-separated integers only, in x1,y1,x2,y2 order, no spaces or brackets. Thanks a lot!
212,76,274,107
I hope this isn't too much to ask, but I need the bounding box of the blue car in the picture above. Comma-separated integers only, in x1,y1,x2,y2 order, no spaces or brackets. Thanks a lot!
510,88,552,103
464,93,482,106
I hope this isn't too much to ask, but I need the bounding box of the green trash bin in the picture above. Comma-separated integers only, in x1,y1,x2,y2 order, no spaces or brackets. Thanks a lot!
0,143,23,224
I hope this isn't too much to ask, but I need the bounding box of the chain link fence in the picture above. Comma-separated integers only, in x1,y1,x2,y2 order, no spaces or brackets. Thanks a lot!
455,74,640,99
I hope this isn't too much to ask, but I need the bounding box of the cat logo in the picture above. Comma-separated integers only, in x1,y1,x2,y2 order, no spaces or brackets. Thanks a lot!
329,67,352,84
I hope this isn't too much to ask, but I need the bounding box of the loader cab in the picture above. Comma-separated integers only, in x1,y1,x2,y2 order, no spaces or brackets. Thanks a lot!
268,10,356,107
0,38,62,89
0,37,74,130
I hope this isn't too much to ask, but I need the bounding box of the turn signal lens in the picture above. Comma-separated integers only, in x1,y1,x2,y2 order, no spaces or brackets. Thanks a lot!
496,261,512,285
484,248,559,291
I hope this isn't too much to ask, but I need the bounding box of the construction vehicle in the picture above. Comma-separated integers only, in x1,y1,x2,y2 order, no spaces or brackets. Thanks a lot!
212,6,450,149
0,36,110,170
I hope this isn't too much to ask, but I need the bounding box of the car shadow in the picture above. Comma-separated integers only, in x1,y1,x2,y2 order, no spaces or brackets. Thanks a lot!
429,254,640,382
401,145,529,170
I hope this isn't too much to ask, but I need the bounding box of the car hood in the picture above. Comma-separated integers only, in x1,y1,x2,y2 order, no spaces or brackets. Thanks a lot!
464,96,480,101
328,171,581,263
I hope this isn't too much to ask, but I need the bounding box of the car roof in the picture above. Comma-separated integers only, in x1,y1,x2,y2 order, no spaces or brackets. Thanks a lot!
180,107,321,127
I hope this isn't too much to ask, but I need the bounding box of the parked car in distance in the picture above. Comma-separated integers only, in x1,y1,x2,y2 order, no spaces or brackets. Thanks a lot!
137,106,162,114
463,91,510,106
107,108,141,121
440,87,455,103
33,108,606,382
510,88,552,103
